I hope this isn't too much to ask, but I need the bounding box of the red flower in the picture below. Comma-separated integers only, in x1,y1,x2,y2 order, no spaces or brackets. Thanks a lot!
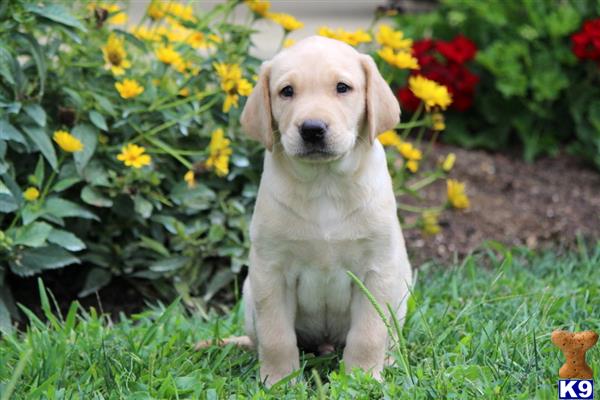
397,87,420,112
398,35,480,112
572,18,600,62
435,35,477,64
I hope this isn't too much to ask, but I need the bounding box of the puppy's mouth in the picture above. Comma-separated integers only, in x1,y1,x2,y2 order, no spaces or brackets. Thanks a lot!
294,149,341,162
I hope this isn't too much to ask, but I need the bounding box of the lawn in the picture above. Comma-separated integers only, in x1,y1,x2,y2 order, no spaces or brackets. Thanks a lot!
1,244,599,399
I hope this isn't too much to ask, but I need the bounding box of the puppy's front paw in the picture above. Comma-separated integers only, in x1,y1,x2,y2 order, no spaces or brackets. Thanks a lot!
260,364,297,387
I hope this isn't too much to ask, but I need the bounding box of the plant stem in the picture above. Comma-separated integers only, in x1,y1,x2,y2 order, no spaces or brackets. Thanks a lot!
149,90,217,112
408,171,442,192
130,96,219,144
129,122,193,169
396,203,444,214
400,102,423,139
396,120,428,130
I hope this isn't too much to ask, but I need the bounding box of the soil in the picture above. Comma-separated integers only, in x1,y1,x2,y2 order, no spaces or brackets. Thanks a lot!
7,145,600,320
402,143,600,265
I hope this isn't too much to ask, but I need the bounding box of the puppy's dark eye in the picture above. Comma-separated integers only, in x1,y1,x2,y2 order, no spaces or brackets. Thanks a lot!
280,85,294,98
336,82,351,94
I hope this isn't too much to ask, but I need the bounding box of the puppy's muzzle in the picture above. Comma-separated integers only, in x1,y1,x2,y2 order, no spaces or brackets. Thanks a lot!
300,119,327,144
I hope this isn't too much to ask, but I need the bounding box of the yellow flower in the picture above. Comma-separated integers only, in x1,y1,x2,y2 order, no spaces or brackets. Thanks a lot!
178,87,190,97
98,134,109,145
442,153,456,172
406,159,419,173
422,210,441,235
223,94,239,113
205,128,232,177
432,113,445,131
167,3,195,22
398,142,422,161
104,4,128,25
115,79,144,99
376,25,413,51
155,45,183,67
267,12,304,32
283,38,296,48
377,47,419,70
378,130,402,147
117,143,152,168
53,130,84,152
184,170,196,188
236,79,253,96
447,179,470,209
131,25,160,42
23,187,40,202
409,75,452,110
102,34,131,76
147,1,166,20
214,63,253,112
186,31,212,49
317,26,372,46
398,141,421,173
245,0,270,16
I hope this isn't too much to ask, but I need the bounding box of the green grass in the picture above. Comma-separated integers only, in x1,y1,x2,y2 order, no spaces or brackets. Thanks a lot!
1,244,599,399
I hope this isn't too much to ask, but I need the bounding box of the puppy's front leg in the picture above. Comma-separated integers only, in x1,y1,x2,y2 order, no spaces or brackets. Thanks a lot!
343,270,395,381
249,253,299,386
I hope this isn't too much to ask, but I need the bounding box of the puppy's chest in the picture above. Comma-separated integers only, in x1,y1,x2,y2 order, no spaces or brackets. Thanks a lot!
286,266,352,308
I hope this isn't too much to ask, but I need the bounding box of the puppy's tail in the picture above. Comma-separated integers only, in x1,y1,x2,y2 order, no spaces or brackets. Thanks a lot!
195,335,254,351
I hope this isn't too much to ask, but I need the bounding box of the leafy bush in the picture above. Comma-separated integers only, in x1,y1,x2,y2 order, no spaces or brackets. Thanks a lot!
391,0,600,165
0,0,467,331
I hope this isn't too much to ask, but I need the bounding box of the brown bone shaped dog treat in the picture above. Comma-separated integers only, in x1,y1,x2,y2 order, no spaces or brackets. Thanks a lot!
551,330,598,379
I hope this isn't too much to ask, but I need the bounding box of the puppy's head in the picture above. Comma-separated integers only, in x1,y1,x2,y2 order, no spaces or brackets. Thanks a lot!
241,36,400,162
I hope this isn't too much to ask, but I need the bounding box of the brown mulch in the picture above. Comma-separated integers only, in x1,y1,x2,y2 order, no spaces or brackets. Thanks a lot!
403,144,600,265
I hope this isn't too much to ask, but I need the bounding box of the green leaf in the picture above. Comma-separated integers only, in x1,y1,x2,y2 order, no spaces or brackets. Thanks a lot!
72,124,97,174
12,221,52,247
0,45,15,86
78,268,112,297
134,195,153,218
25,4,86,31
52,176,81,193
0,119,27,145
33,155,44,187
23,103,46,127
588,100,600,131
0,271,16,334
546,4,580,38
47,229,86,251
44,197,98,220
149,256,189,272
0,193,17,212
89,110,108,131
92,93,116,116
81,185,113,207
21,125,57,171
13,32,46,96
63,87,84,109
9,245,80,277
140,236,170,257
208,224,225,242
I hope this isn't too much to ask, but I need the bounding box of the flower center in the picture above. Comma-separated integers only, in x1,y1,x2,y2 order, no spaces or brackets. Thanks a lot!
108,50,123,66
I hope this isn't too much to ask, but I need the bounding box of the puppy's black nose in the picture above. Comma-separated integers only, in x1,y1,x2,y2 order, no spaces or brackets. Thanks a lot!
300,119,327,143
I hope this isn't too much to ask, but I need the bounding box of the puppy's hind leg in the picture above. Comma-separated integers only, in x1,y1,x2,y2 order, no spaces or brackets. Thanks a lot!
195,278,257,351
195,335,254,350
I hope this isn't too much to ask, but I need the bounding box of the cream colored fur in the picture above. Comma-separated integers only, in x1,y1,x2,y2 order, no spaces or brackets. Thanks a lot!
238,36,412,386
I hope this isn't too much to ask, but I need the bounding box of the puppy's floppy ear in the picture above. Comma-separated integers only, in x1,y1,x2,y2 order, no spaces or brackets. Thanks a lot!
360,55,401,143
241,61,273,151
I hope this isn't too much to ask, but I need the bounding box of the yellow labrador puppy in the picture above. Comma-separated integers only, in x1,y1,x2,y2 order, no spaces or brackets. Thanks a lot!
240,36,412,386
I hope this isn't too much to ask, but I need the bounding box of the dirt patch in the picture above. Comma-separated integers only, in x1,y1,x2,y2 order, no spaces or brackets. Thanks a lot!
403,144,600,265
